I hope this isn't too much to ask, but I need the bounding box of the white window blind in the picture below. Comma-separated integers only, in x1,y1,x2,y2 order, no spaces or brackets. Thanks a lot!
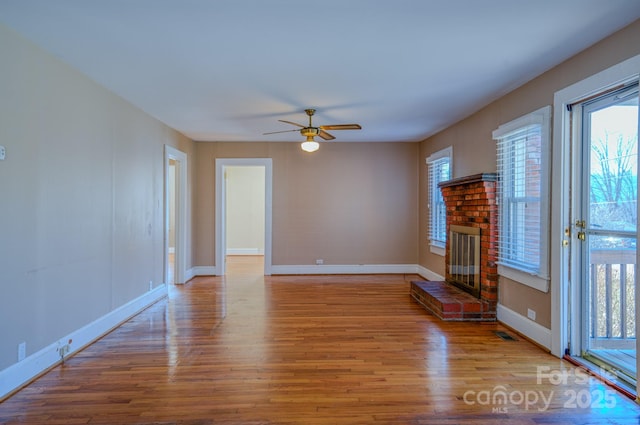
427,147,452,251
494,106,550,287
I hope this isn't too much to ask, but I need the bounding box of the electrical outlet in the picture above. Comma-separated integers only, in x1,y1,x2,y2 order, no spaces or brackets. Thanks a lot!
149,280,153,290
18,342,26,362
58,344,70,356
316,259,324,265
527,308,536,321
0,146,5,160
57,339,73,364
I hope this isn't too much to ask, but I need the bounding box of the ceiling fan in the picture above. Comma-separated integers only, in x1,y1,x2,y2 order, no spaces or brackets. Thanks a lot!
263,109,361,152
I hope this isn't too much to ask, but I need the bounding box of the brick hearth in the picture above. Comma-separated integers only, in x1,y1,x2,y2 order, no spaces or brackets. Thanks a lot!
412,173,498,321
410,281,495,321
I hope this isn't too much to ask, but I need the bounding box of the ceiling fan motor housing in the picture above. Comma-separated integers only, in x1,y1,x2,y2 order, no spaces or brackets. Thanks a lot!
300,127,320,137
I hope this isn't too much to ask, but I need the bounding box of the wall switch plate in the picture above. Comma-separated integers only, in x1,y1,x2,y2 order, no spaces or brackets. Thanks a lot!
527,308,536,321
0,146,5,160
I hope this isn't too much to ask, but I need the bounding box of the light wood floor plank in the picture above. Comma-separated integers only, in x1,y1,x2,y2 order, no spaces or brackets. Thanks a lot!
0,256,638,424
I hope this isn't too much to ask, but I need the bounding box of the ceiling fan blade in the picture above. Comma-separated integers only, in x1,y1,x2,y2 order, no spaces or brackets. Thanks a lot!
320,124,362,131
278,119,305,128
318,130,336,140
263,129,299,135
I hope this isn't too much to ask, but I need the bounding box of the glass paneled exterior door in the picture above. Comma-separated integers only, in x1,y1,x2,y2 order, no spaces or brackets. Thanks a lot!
578,84,638,387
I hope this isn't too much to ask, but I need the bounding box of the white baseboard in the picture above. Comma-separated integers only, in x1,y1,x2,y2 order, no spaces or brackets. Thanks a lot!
415,265,444,281
186,266,217,281
186,263,440,282
0,284,167,400
226,248,264,256
497,303,551,350
270,264,428,276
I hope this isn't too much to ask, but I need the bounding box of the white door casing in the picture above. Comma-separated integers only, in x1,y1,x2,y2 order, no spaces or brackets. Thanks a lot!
215,158,273,276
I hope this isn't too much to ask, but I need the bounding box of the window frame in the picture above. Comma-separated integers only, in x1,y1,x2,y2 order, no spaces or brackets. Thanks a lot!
493,106,551,292
426,146,452,256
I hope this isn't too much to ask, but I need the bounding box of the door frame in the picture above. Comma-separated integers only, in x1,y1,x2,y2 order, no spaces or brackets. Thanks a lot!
215,158,273,276
165,145,187,284
551,55,640,396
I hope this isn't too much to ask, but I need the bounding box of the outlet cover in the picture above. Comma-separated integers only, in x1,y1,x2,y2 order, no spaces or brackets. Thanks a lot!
0,146,5,160
18,342,26,362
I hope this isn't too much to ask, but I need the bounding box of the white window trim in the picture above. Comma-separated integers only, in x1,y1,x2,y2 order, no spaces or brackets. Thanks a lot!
426,146,452,162
494,105,551,292
497,264,549,292
426,146,452,256
430,244,446,257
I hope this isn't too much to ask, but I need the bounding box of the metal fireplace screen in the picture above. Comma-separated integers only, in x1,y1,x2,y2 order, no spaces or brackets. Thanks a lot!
449,225,481,298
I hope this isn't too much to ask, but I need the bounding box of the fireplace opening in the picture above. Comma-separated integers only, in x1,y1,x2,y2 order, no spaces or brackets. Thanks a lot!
448,225,481,298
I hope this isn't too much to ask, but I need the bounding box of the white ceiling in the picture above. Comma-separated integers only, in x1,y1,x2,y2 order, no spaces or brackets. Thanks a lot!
1,1,639,143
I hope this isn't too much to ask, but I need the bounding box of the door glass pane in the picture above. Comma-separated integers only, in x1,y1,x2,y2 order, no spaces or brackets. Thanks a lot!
589,95,638,232
583,85,638,385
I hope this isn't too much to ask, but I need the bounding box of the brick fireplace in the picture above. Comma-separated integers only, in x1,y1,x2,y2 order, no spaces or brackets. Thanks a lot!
411,173,498,321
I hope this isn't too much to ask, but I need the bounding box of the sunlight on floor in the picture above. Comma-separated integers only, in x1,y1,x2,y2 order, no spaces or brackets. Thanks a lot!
225,255,264,276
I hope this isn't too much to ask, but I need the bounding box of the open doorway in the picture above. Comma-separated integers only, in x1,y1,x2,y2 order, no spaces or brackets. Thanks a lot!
165,145,187,284
225,166,265,256
167,158,177,284
215,158,272,276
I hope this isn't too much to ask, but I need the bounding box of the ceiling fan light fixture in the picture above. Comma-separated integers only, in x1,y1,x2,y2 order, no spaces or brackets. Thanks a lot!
301,138,319,153
265,108,361,152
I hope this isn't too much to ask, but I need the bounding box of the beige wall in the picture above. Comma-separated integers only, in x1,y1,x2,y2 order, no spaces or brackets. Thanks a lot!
0,24,193,371
193,142,419,267
419,20,640,329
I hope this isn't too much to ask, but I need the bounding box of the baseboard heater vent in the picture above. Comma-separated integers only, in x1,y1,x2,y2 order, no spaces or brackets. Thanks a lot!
495,331,518,341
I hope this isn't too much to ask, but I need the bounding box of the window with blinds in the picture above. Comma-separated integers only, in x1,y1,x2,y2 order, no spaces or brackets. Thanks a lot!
427,147,452,254
493,106,550,284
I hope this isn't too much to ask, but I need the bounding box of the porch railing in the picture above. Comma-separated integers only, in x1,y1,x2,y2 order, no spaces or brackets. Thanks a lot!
590,248,636,349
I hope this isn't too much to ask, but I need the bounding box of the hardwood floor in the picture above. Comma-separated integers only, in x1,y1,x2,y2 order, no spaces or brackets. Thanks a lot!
1,256,638,424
